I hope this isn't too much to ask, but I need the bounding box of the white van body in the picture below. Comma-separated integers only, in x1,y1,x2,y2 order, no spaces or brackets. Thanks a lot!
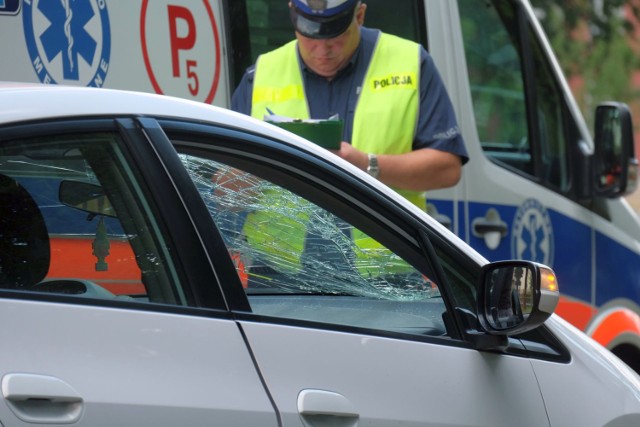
2,0,640,372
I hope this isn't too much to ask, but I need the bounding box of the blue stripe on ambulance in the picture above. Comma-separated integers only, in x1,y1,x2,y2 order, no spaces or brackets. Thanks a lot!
430,199,594,304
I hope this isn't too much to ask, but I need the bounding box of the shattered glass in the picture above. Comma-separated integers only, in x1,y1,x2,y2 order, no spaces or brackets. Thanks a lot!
181,154,440,302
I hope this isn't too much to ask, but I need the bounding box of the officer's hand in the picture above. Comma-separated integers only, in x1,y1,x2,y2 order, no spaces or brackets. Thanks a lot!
331,142,368,172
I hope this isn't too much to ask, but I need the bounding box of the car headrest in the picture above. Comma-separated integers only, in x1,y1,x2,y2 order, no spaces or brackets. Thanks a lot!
0,174,50,289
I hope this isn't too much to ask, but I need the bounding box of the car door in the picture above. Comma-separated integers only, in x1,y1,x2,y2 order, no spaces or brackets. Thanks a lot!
0,118,277,426
164,120,555,426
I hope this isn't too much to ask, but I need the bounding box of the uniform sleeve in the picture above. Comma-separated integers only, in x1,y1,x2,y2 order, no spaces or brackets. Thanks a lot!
230,65,255,116
414,49,469,164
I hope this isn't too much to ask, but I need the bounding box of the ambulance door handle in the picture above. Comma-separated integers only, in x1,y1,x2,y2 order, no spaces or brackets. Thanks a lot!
472,220,508,235
472,208,508,250
2,373,84,424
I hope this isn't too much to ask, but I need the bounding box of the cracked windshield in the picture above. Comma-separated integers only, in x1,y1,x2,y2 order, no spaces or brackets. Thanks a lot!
181,154,440,301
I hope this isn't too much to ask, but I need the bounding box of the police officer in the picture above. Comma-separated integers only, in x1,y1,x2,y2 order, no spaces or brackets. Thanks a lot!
232,0,468,209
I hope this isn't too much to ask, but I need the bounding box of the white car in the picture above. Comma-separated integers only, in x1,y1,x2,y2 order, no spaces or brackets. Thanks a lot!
0,84,639,427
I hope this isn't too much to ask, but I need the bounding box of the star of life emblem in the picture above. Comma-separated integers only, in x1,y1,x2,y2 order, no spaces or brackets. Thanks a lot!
511,199,554,266
23,0,111,87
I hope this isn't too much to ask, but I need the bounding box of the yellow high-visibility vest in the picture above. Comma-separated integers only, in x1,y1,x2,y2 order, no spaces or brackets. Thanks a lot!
251,33,423,206
246,32,421,274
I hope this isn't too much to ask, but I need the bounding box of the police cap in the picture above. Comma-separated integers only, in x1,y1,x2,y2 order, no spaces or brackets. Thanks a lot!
290,0,359,39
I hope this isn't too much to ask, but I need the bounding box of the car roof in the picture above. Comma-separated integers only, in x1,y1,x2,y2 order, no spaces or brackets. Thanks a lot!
0,82,271,133
0,82,338,167
0,82,484,265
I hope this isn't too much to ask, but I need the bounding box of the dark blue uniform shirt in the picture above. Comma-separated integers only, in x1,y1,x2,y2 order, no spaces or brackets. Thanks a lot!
231,27,468,162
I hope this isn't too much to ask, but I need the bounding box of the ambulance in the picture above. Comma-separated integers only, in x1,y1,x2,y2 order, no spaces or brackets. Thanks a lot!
1,0,639,372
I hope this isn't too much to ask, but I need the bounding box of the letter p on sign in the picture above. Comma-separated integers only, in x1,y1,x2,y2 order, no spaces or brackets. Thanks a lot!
168,5,196,77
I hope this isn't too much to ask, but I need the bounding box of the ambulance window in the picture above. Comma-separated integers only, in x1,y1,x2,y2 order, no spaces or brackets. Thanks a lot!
527,23,571,191
362,0,426,46
459,0,532,175
459,0,571,191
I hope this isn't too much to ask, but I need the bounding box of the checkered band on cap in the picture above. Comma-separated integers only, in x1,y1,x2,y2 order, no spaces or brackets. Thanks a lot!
292,0,358,16
290,0,359,39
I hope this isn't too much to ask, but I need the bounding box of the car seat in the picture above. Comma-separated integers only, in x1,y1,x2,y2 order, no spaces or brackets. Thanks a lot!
0,173,50,289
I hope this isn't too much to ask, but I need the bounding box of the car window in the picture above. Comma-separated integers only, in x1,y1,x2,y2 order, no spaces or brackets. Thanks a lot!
180,152,449,337
0,131,193,306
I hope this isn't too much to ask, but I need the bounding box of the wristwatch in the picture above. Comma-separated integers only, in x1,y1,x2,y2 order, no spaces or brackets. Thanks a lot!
367,153,380,178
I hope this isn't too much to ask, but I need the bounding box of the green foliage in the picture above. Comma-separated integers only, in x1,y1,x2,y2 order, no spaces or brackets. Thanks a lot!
530,0,640,126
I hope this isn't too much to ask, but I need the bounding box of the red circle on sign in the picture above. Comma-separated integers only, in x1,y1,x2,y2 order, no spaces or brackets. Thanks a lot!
140,0,221,104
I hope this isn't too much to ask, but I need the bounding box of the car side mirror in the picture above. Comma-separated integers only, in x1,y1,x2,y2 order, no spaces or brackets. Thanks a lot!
593,102,638,198
477,260,559,336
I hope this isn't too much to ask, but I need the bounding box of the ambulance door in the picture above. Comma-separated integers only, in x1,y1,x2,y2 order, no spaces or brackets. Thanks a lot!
427,0,596,310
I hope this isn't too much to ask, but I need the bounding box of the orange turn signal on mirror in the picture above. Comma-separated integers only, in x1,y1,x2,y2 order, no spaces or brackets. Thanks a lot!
541,268,558,293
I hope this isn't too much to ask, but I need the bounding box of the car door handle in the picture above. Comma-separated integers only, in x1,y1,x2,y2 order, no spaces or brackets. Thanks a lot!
298,389,359,427
2,373,83,424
